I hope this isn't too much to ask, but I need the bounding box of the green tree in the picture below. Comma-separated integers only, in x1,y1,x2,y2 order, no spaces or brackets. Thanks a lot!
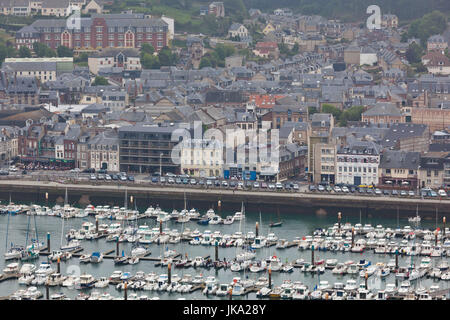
405,43,424,64
321,104,342,120
57,45,73,57
92,76,109,86
158,46,176,66
141,43,155,56
199,57,212,69
407,11,447,45
18,46,32,58
33,42,56,57
141,52,160,69
339,105,365,126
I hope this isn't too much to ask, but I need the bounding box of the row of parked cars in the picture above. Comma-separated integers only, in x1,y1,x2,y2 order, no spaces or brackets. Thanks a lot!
150,174,300,191
309,184,448,198
90,172,135,182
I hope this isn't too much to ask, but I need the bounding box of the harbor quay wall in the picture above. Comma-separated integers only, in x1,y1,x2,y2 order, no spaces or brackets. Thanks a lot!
0,180,448,218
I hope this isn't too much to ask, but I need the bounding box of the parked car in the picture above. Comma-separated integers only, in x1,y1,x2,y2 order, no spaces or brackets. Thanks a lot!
128,176,135,182
268,183,275,190
253,181,260,188
190,179,197,185
90,174,96,180
276,182,283,190
342,186,349,193
222,180,228,187
334,186,342,193
309,185,316,191
430,190,438,197
160,177,166,183
391,190,399,196
112,174,118,181
293,184,299,190
151,177,159,183
408,190,415,197
374,188,382,195
105,174,112,181
318,185,325,192
120,175,127,181
168,177,175,184
438,189,447,197
400,190,407,197
206,180,213,186
383,189,390,196
175,178,182,184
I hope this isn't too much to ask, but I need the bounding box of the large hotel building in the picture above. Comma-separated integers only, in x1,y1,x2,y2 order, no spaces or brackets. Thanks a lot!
15,13,169,52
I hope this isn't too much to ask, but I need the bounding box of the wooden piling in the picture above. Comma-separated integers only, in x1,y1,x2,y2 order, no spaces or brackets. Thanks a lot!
364,272,368,289
351,227,354,248
215,241,219,262
395,249,399,270
95,218,98,234
311,245,315,265
159,220,163,234
124,282,127,300
444,217,446,237
57,257,60,274
168,263,172,285
255,222,259,238
268,268,272,288
47,232,50,253
116,238,119,257
338,212,342,231
46,285,49,300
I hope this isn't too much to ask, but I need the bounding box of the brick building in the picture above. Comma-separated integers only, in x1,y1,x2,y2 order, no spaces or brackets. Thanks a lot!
15,13,168,52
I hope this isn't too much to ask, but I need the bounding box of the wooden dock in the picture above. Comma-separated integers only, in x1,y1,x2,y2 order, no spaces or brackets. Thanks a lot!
0,273,19,283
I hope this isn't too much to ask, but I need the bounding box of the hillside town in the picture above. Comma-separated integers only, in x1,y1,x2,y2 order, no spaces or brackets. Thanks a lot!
0,2,448,192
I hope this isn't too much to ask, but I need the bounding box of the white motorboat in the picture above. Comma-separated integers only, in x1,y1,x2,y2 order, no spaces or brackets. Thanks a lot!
94,277,109,288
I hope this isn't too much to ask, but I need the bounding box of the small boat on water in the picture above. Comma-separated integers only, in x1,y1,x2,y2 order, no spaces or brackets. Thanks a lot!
269,221,283,228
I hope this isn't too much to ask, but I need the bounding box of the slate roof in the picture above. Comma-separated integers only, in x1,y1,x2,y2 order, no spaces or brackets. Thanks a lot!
379,150,420,169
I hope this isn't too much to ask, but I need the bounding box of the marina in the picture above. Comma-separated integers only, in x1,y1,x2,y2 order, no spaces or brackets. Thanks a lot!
0,199,449,300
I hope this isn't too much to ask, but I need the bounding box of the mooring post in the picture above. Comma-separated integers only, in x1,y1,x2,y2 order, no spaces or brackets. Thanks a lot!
338,212,342,232
351,227,354,248
215,241,219,262
124,281,127,300
95,218,99,234
268,268,272,288
57,257,60,274
168,263,172,285
47,232,50,253
229,288,232,300
159,220,163,235
46,284,49,300
311,245,315,266
365,272,368,289
435,229,438,246
395,249,399,271
255,222,259,238
444,217,446,237
116,238,119,257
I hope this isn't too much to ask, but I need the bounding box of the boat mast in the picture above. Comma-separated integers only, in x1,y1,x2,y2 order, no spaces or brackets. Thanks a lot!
5,209,10,251
124,188,128,210
33,212,39,248
25,214,31,250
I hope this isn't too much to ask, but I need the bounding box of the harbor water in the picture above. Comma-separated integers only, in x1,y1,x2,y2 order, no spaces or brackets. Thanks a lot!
0,200,449,300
